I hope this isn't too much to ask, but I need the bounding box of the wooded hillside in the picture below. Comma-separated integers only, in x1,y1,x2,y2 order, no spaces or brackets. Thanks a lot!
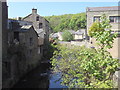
45,13,86,33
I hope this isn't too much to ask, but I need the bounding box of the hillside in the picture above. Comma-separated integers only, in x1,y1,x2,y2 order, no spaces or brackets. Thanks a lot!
45,13,86,33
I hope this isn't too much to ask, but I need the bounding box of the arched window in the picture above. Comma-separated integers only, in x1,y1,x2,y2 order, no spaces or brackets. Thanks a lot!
36,16,39,21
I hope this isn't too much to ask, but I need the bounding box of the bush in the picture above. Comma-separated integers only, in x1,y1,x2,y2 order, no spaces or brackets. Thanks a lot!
62,30,74,41
88,22,104,37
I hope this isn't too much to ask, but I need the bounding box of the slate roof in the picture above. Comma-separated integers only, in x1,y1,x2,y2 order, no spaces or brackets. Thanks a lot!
21,25,32,30
35,29,45,34
50,33,58,38
22,14,32,20
35,29,45,38
8,19,32,23
20,25,39,36
75,29,85,35
87,6,120,12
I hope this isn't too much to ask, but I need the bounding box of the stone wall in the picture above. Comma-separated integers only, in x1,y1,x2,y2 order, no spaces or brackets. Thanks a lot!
86,7,120,88
90,37,120,59
1,1,9,89
86,7,120,59
23,9,50,56
2,26,42,88
86,10,119,33
0,1,2,89
2,1,8,59
2,3,48,88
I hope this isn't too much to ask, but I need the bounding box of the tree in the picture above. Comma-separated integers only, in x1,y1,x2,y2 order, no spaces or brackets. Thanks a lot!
45,13,86,32
88,22,104,37
51,14,119,88
89,14,117,49
62,30,74,41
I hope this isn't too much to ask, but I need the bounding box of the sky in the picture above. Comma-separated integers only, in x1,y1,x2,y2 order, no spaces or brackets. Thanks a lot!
7,2,119,18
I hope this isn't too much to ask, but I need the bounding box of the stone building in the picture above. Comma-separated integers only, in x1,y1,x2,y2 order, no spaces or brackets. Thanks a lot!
86,6,120,59
0,2,2,89
1,0,8,60
0,0,9,88
1,1,49,88
22,9,50,55
74,29,86,41
16,25,41,71
86,6,120,88
3,18,42,88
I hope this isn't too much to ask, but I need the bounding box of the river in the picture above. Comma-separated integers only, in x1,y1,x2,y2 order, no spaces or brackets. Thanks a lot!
12,62,67,89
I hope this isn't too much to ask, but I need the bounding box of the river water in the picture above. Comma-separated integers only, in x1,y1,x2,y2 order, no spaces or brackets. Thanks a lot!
12,62,67,89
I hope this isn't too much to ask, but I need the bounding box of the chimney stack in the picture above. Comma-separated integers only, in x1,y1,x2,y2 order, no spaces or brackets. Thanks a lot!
32,8,37,14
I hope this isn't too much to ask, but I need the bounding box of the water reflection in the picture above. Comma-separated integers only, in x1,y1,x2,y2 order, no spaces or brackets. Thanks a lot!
12,63,49,88
49,72,67,88
12,63,67,89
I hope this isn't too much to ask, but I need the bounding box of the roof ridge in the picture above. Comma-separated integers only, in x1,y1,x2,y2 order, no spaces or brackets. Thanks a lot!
88,6,120,8
22,14,32,20
87,6,120,11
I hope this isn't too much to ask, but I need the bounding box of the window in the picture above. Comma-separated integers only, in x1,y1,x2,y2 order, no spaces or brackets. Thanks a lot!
14,32,19,41
30,37,33,46
39,23,43,29
9,22,12,30
93,16,100,22
38,47,40,54
36,16,39,21
109,16,120,23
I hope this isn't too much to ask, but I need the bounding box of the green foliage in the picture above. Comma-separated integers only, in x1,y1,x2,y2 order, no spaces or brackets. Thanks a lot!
50,14,119,88
88,22,104,37
88,14,112,37
45,43,57,59
51,44,119,88
89,14,118,50
62,30,74,41
45,13,86,32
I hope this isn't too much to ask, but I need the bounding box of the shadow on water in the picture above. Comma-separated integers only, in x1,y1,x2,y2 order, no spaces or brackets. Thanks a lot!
11,61,67,89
